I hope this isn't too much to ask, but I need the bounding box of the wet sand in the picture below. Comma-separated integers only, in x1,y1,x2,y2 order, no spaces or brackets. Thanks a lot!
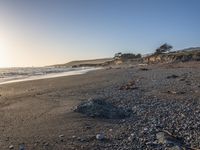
0,62,200,149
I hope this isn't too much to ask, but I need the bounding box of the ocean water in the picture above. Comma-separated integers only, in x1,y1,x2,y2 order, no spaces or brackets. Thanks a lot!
0,67,100,85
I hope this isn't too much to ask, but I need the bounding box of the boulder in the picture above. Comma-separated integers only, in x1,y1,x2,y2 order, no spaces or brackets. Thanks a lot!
156,131,184,147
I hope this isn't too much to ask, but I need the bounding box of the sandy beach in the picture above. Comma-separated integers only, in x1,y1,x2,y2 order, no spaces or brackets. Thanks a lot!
0,62,200,149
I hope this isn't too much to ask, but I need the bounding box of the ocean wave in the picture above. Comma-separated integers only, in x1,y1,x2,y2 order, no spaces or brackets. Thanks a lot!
0,67,100,84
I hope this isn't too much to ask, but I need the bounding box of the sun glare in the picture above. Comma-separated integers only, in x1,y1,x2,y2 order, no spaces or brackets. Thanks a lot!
0,43,9,68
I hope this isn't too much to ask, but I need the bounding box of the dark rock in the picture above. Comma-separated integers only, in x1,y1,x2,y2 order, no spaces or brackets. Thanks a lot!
96,133,105,140
167,91,177,94
74,98,132,119
19,144,25,150
139,68,149,71
43,142,49,146
179,78,186,81
167,75,179,79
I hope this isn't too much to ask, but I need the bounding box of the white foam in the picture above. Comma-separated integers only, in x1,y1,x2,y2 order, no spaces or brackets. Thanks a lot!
0,67,101,85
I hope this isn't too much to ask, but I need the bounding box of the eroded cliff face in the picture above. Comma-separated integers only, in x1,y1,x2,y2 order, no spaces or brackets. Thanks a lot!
143,50,200,64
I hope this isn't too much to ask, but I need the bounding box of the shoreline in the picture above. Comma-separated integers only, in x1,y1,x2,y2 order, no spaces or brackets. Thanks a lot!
0,67,102,85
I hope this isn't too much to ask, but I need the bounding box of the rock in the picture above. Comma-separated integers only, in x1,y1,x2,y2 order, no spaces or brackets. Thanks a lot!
128,136,133,141
72,135,76,139
96,133,105,140
59,134,64,138
167,91,177,94
179,78,186,81
139,68,149,71
156,131,184,146
9,145,14,149
77,137,81,141
109,129,113,132
167,75,179,79
74,98,132,119
43,142,49,146
168,145,182,150
178,91,186,94
119,81,139,90
19,144,25,150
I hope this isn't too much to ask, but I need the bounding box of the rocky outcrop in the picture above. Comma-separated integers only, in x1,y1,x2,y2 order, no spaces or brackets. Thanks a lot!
74,98,132,119
143,49,200,64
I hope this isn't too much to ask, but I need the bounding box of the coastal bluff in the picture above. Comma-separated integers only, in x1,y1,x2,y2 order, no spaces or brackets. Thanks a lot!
143,47,200,64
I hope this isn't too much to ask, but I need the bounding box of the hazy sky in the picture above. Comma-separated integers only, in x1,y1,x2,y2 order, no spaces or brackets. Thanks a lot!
0,0,200,67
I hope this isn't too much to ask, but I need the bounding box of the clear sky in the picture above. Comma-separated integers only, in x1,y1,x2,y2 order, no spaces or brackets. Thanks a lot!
0,0,200,67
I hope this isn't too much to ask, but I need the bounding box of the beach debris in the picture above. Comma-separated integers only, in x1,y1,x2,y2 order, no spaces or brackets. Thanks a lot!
9,145,14,149
166,74,179,79
96,133,105,141
119,81,139,90
74,98,132,119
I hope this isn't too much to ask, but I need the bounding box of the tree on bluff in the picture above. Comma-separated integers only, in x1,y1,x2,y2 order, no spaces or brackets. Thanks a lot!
114,53,142,60
155,43,173,54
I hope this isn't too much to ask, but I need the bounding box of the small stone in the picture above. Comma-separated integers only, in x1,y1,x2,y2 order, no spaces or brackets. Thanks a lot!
19,144,25,150
9,145,14,149
77,137,81,140
167,75,179,79
121,119,126,123
43,142,49,146
167,91,177,94
156,131,183,146
59,134,64,138
145,141,157,146
96,133,104,140
72,135,76,139
128,136,133,141
85,126,92,129
168,145,182,150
